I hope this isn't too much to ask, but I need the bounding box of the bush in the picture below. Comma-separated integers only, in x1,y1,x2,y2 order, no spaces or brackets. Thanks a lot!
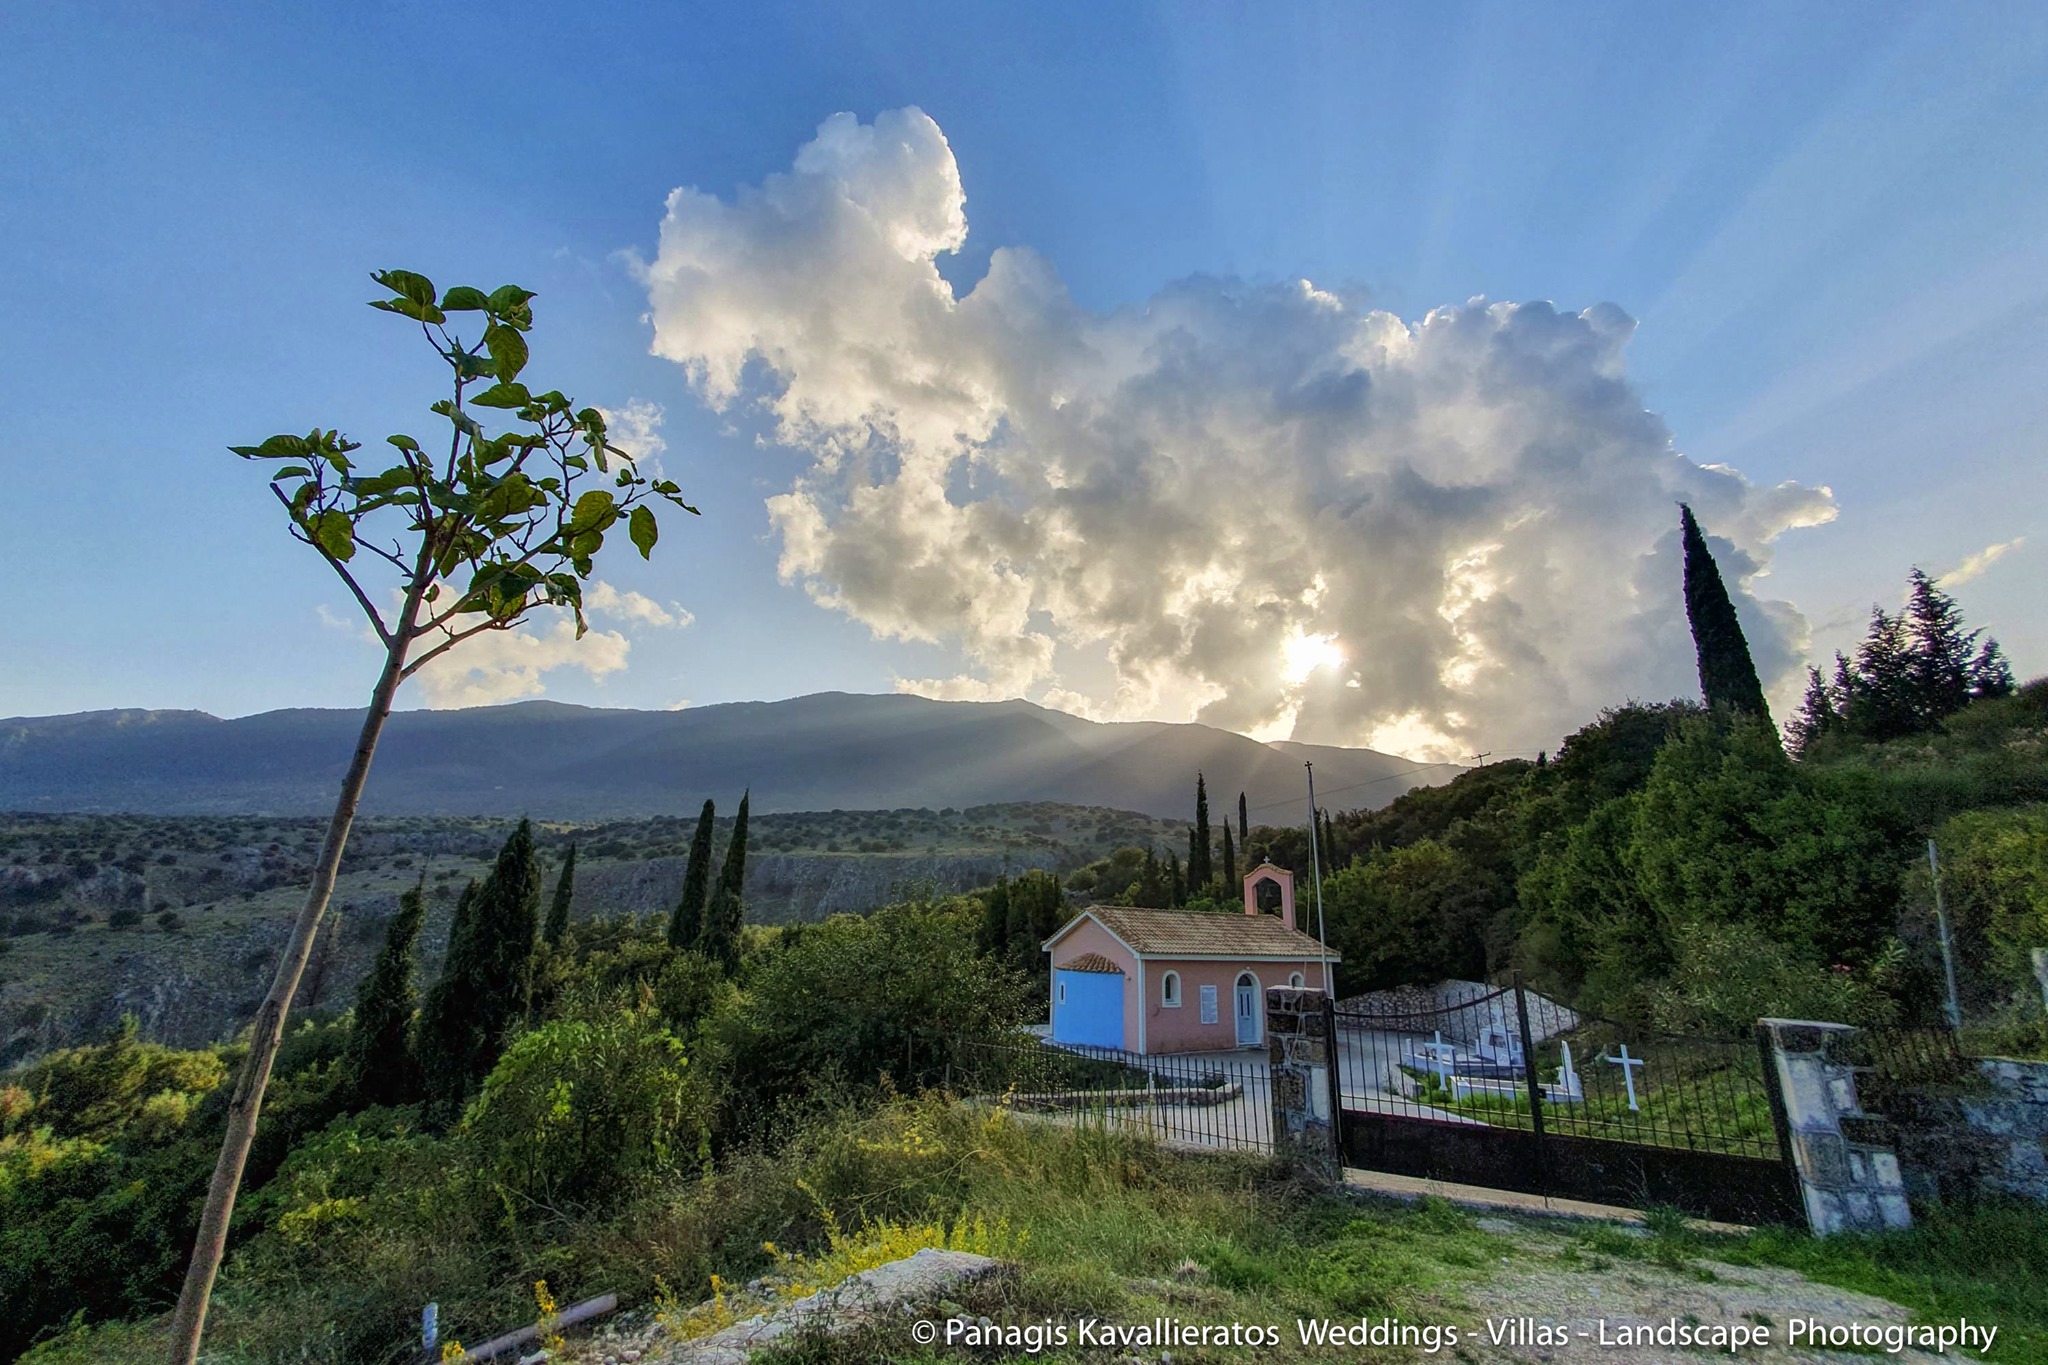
465,999,705,1214
155,911,183,932
107,908,143,930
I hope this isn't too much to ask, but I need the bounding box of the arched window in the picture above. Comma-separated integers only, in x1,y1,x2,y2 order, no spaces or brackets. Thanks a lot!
1161,971,1182,1007
1288,972,1305,989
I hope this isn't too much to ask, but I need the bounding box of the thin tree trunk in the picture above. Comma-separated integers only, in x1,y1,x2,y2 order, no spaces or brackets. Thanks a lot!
165,638,410,1364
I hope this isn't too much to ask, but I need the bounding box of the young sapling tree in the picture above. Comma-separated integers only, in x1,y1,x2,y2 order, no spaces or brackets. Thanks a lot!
167,269,697,1365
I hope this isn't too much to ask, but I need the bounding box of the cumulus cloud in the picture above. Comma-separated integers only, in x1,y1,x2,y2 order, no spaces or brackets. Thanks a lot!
411,617,631,709
1943,537,2024,586
636,108,1836,758
596,399,668,472
586,580,694,630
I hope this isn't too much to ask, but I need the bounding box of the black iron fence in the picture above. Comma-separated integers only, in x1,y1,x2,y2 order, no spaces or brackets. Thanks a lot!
948,1034,1274,1153
1331,980,1806,1224
1333,984,1782,1158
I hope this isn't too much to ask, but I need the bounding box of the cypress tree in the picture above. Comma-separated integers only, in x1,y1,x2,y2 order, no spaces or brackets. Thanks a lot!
699,790,750,972
415,820,543,1107
1221,823,1237,895
978,875,1011,956
1238,791,1249,845
343,878,425,1109
668,799,715,950
1679,504,1771,720
542,843,577,947
1168,852,1185,908
1188,773,1213,890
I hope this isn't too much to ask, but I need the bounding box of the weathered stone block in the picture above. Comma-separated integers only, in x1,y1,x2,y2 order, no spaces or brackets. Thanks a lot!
1795,1132,1850,1188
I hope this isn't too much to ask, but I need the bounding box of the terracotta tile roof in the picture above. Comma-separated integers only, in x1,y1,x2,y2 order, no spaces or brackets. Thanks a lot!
1063,905,1340,961
1055,951,1124,974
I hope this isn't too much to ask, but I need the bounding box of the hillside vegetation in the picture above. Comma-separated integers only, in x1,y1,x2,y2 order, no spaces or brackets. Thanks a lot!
0,803,1181,1059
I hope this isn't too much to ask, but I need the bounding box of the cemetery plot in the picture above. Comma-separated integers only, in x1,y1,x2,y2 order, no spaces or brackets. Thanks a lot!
1333,984,1803,1226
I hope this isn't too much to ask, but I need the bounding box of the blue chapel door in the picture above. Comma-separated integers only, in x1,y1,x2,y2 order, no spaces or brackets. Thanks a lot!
1235,973,1258,1046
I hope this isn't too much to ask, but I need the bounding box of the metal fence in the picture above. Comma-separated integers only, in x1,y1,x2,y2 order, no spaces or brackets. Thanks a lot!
1335,985,1783,1160
1849,1025,1974,1111
948,1034,1274,1153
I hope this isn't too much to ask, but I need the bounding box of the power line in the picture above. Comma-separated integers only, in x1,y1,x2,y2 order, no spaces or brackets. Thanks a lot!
1239,757,1463,815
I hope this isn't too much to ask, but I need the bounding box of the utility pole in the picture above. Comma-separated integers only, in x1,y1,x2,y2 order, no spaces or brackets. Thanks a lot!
1927,838,1963,1028
1305,761,1332,996
1467,751,1492,765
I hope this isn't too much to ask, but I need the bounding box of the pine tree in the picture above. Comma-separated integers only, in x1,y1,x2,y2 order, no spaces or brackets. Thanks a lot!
1970,639,2015,699
1238,791,1249,845
415,820,543,1108
1679,504,1772,720
1785,666,1840,760
1904,569,1977,723
343,877,425,1109
1844,607,1920,741
698,790,750,972
1221,823,1237,896
1188,773,1213,890
542,843,577,947
668,799,715,950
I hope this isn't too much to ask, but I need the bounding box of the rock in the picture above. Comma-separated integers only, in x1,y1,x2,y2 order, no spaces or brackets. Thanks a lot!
642,1248,1001,1363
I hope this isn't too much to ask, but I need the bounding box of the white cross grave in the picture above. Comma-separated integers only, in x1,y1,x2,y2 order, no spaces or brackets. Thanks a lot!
1420,1031,1458,1081
1600,1043,1645,1111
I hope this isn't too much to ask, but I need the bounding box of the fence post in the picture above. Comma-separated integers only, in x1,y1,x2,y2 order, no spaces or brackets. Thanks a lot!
1757,1019,1912,1234
1513,975,1548,1193
1320,992,1345,1157
1266,986,1340,1184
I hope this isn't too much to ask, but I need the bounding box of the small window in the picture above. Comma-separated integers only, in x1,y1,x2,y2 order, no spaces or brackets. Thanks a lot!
1288,972,1305,989
1199,984,1219,1025
1057,981,1066,1003
1161,971,1181,1007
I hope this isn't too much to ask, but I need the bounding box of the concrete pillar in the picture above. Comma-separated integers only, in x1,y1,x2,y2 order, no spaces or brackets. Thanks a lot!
1759,1019,1912,1235
1266,986,1339,1184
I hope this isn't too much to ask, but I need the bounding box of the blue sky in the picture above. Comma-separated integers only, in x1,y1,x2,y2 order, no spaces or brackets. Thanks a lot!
2,2,2043,756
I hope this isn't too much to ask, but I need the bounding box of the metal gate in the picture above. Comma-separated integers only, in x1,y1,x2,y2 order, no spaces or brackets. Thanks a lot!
1331,980,1803,1226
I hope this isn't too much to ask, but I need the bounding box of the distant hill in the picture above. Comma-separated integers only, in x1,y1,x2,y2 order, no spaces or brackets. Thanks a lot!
0,693,1457,820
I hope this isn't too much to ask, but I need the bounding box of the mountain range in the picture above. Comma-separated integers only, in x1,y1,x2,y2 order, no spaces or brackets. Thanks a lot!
0,693,1457,821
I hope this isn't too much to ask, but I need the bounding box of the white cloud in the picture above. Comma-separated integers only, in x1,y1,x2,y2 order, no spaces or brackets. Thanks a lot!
1944,537,2024,586
585,580,694,630
596,399,667,472
411,616,631,709
637,108,1837,759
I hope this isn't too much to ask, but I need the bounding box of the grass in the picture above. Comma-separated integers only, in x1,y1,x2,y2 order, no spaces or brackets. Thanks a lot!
1550,1199,2048,1364
21,1089,2048,1364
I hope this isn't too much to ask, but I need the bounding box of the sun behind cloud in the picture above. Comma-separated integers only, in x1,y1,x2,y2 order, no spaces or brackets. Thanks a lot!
634,108,1836,758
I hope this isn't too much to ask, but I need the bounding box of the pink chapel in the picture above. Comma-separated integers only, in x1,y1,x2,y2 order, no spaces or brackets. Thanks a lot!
1040,862,1338,1054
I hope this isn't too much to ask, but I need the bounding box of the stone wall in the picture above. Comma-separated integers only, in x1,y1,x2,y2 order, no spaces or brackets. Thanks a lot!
1885,1057,2048,1206
1266,986,1338,1184
1759,1019,1913,1235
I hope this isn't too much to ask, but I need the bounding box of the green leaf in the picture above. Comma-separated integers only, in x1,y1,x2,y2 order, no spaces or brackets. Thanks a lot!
487,284,537,316
629,504,658,559
373,269,437,307
308,509,356,562
571,489,616,529
387,433,422,452
270,465,311,481
441,285,490,311
484,323,528,382
471,381,532,409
